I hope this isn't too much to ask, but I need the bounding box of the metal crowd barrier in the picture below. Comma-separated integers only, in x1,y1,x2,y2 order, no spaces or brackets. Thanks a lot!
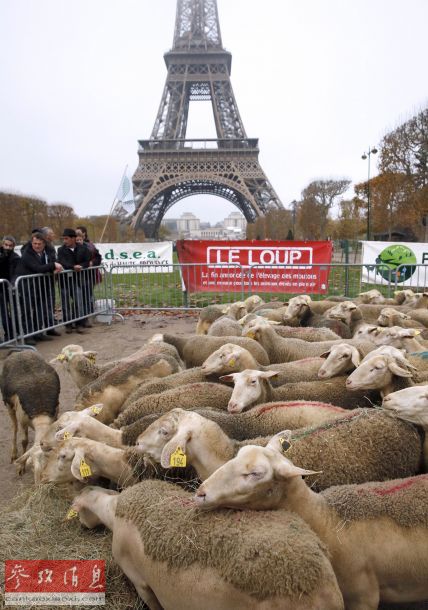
2,262,427,348
108,263,246,311
392,264,428,292
0,267,110,349
108,262,428,311
0,279,19,348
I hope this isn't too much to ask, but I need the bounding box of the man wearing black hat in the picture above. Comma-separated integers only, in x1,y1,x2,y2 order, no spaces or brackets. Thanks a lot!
57,228,91,333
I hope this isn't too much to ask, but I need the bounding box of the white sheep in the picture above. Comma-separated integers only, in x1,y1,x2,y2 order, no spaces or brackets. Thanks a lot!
50,345,111,388
15,404,106,476
201,343,324,385
40,437,135,487
368,326,428,353
244,317,374,363
326,302,368,336
195,434,428,610
282,295,352,338
318,343,397,379
220,369,376,413
73,352,181,424
195,301,248,334
345,352,416,398
69,482,344,610
382,385,428,469
114,381,233,429
135,406,346,481
157,333,270,367
207,315,242,336
377,307,427,334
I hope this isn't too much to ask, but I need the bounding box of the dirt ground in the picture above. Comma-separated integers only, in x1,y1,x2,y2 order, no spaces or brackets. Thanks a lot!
0,311,197,507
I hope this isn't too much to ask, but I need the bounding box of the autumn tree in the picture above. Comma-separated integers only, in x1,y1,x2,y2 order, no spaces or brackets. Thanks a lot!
246,208,292,240
296,179,351,239
47,203,77,237
377,106,428,238
330,198,365,240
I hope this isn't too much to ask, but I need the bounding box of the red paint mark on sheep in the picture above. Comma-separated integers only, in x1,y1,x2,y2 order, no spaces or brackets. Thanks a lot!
256,401,345,416
363,474,428,496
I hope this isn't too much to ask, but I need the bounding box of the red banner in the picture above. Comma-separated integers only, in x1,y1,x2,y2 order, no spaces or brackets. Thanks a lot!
176,240,333,294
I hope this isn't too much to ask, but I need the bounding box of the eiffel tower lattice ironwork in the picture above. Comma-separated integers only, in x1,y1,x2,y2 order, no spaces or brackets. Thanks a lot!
131,0,283,238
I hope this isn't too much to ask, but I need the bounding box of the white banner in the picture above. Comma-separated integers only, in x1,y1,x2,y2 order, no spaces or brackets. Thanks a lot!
95,242,173,273
361,241,428,286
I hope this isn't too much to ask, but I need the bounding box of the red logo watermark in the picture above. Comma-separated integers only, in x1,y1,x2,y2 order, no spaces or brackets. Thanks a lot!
4,560,105,606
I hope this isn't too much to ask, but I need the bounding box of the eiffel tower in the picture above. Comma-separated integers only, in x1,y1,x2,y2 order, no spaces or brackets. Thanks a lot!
131,0,283,238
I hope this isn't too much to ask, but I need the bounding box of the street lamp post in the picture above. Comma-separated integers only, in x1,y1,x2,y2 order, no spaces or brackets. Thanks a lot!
361,147,378,240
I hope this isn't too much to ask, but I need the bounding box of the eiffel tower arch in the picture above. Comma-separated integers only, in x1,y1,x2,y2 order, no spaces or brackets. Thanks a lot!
131,0,283,238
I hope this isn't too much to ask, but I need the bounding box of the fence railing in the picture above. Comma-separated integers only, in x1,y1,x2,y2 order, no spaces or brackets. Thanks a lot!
1,262,427,348
0,266,109,348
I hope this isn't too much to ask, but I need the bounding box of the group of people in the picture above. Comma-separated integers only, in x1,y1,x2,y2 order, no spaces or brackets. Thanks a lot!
0,226,102,345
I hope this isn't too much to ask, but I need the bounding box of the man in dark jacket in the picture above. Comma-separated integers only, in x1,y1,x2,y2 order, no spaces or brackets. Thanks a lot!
14,232,63,343
40,226,61,336
0,236,20,341
57,228,91,333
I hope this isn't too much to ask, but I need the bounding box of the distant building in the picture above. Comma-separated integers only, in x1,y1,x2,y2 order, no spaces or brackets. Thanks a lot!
177,212,200,235
223,211,246,232
161,210,247,240
374,226,418,242
162,218,178,233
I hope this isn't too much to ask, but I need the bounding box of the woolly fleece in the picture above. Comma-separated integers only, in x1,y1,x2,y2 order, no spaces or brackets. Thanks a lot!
286,409,422,491
322,474,428,528
115,479,332,601
115,382,233,428
1,351,60,419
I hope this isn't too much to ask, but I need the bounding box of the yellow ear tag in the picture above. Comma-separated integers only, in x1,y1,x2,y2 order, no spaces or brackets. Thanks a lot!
66,508,78,520
170,447,187,468
414,330,421,336
247,331,255,339
91,405,102,415
56,354,66,361
279,437,292,453
79,459,92,478
228,358,236,368
63,431,72,440
88,355,97,363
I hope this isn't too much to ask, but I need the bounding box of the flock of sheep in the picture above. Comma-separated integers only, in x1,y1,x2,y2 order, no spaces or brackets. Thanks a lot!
2,286,428,610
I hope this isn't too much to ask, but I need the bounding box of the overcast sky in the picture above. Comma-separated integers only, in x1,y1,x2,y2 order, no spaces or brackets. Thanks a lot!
1,0,427,226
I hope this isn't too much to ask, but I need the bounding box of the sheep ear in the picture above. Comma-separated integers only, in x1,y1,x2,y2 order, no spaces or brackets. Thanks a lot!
268,320,280,325
319,350,331,359
219,374,235,383
274,460,322,480
71,449,91,482
83,351,97,359
350,347,361,367
260,370,279,380
83,404,104,417
160,430,191,469
267,430,293,453
387,360,414,378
